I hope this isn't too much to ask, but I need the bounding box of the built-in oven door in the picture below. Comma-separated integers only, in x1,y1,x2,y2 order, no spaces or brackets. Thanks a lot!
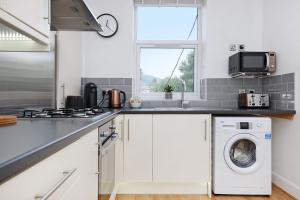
99,132,118,200
240,52,269,72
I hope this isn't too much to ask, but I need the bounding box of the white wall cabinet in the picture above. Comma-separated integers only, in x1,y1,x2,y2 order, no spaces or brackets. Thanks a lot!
153,114,211,183
123,114,153,182
0,129,98,200
0,0,50,44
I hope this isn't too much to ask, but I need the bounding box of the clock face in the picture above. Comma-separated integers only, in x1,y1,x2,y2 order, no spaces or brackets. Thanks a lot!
97,14,118,38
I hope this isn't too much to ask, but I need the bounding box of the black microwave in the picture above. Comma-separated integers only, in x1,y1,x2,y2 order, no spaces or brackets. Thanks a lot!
229,52,276,77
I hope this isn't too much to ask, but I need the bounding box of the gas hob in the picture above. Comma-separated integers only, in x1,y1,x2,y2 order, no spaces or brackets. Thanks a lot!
20,108,107,119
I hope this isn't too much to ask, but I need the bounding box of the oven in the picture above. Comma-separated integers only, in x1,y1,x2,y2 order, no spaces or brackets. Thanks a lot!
98,120,118,200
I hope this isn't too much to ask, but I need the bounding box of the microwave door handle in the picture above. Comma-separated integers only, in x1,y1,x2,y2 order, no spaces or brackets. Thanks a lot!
265,53,270,70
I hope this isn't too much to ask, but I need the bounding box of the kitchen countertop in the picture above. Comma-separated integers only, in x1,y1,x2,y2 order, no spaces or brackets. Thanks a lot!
0,110,120,185
0,107,296,184
122,107,296,115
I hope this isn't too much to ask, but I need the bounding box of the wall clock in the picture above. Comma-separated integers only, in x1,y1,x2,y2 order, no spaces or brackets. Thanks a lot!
97,13,118,38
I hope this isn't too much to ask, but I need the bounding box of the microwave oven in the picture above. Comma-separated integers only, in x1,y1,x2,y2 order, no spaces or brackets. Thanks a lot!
229,52,276,77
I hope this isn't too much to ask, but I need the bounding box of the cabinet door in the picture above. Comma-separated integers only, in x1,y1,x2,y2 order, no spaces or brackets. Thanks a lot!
0,129,98,200
3,0,50,36
124,115,153,182
0,0,50,41
115,115,124,184
60,129,98,200
153,114,210,182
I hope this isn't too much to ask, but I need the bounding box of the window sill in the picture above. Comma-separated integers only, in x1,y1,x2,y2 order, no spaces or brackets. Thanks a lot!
140,93,201,101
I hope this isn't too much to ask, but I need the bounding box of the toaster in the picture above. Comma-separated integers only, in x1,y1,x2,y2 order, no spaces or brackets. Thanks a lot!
238,93,270,108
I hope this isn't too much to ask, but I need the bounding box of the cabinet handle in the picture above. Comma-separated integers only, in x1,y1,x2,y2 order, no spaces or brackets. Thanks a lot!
127,118,130,141
35,168,77,200
204,119,207,141
120,120,124,142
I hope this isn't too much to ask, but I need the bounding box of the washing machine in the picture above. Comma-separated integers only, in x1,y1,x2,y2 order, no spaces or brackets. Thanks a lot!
213,117,272,195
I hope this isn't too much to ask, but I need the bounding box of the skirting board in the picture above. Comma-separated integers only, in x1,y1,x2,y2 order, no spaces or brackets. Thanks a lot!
272,171,300,199
116,182,209,195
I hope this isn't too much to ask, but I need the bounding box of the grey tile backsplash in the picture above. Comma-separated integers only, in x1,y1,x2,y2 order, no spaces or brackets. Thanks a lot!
201,73,295,110
81,78,132,107
262,73,295,110
81,73,295,110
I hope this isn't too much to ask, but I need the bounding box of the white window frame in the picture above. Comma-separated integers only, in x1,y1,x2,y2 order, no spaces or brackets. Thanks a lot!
134,6,202,100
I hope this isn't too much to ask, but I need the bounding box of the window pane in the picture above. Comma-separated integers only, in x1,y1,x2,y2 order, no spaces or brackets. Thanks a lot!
137,7,198,40
140,48,195,93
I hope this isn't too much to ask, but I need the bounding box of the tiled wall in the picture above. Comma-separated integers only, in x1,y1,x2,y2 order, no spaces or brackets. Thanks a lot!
199,73,295,110
263,73,295,110
81,78,132,107
204,78,263,108
81,73,295,110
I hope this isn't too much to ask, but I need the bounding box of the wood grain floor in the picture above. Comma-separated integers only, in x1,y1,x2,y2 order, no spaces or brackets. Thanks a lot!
113,185,295,200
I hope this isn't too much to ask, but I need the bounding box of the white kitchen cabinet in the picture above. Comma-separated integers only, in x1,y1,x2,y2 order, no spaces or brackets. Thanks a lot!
0,0,50,44
153,114,211,183
123,114,153,182
0,129,98,200
115,115,124,184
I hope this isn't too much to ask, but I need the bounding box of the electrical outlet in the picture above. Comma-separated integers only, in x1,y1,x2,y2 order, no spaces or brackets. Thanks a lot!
229,44,237,51
248,89,255,93
282,93,293,100
239,89,246,94
238,44,245,51
102,90,108,97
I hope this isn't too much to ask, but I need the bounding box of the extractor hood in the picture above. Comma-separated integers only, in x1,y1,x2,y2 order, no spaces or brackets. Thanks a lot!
51,0,103,32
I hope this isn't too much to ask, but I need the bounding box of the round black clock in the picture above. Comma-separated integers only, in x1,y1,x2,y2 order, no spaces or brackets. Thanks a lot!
97,13,118,38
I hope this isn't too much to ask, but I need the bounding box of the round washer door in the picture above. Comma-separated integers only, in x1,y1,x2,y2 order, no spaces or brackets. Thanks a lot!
224,134,264,174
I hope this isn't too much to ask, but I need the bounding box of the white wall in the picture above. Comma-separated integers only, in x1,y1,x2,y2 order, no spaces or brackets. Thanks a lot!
81,0,263,79
56,31,83,108
263,0,300,198
82,0,134,78
201,0,263,78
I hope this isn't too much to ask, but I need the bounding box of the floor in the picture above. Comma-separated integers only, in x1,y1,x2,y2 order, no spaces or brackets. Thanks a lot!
112,185,295,200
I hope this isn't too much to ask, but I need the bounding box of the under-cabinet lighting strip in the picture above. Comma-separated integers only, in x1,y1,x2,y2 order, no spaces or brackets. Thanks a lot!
0,24,31,41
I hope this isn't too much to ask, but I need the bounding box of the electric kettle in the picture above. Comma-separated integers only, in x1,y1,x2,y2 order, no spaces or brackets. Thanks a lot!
108,89,126,108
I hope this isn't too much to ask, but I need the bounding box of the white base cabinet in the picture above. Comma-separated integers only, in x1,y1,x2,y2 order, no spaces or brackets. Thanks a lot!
123,114,153,182
153,114,210,183
0,129,98,200
115,114,211,196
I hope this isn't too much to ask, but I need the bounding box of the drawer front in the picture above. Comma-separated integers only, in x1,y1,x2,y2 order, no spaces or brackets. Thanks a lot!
0,129,98,200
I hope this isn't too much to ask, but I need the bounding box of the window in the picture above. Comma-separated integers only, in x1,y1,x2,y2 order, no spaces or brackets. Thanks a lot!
135,6,200,99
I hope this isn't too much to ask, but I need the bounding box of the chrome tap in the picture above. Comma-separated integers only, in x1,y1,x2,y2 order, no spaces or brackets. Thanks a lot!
180,79,188,108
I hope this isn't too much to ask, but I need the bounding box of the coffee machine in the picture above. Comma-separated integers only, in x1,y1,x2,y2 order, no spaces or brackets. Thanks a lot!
84,83,97,108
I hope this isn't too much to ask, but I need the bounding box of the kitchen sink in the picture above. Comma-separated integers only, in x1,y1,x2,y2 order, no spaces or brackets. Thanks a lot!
153,107,233,111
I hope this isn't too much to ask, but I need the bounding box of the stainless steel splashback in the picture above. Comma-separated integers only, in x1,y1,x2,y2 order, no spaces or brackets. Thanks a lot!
0,35,56,113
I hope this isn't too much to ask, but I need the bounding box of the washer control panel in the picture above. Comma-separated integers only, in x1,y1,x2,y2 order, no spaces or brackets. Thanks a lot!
239,122,250,129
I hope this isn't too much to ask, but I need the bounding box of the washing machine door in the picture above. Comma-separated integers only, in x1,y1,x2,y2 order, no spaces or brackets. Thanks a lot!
224,134,264,174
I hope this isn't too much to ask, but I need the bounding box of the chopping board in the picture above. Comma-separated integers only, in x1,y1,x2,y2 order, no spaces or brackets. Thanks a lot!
0,115,17,126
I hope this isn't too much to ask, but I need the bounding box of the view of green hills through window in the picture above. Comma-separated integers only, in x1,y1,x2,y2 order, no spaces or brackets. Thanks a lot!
140,48,195,93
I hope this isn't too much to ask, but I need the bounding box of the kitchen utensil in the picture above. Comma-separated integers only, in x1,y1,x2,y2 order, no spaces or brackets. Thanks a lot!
84,83,98,108
65,96,84,109
108,89,126,108
0,115,17,126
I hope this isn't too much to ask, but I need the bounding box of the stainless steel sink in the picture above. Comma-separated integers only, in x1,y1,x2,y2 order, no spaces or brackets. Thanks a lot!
153,107,233,111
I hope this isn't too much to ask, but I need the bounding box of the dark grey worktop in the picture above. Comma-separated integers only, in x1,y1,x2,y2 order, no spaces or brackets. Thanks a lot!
0,107,296,184
122,107,296,115
0,110,120,184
